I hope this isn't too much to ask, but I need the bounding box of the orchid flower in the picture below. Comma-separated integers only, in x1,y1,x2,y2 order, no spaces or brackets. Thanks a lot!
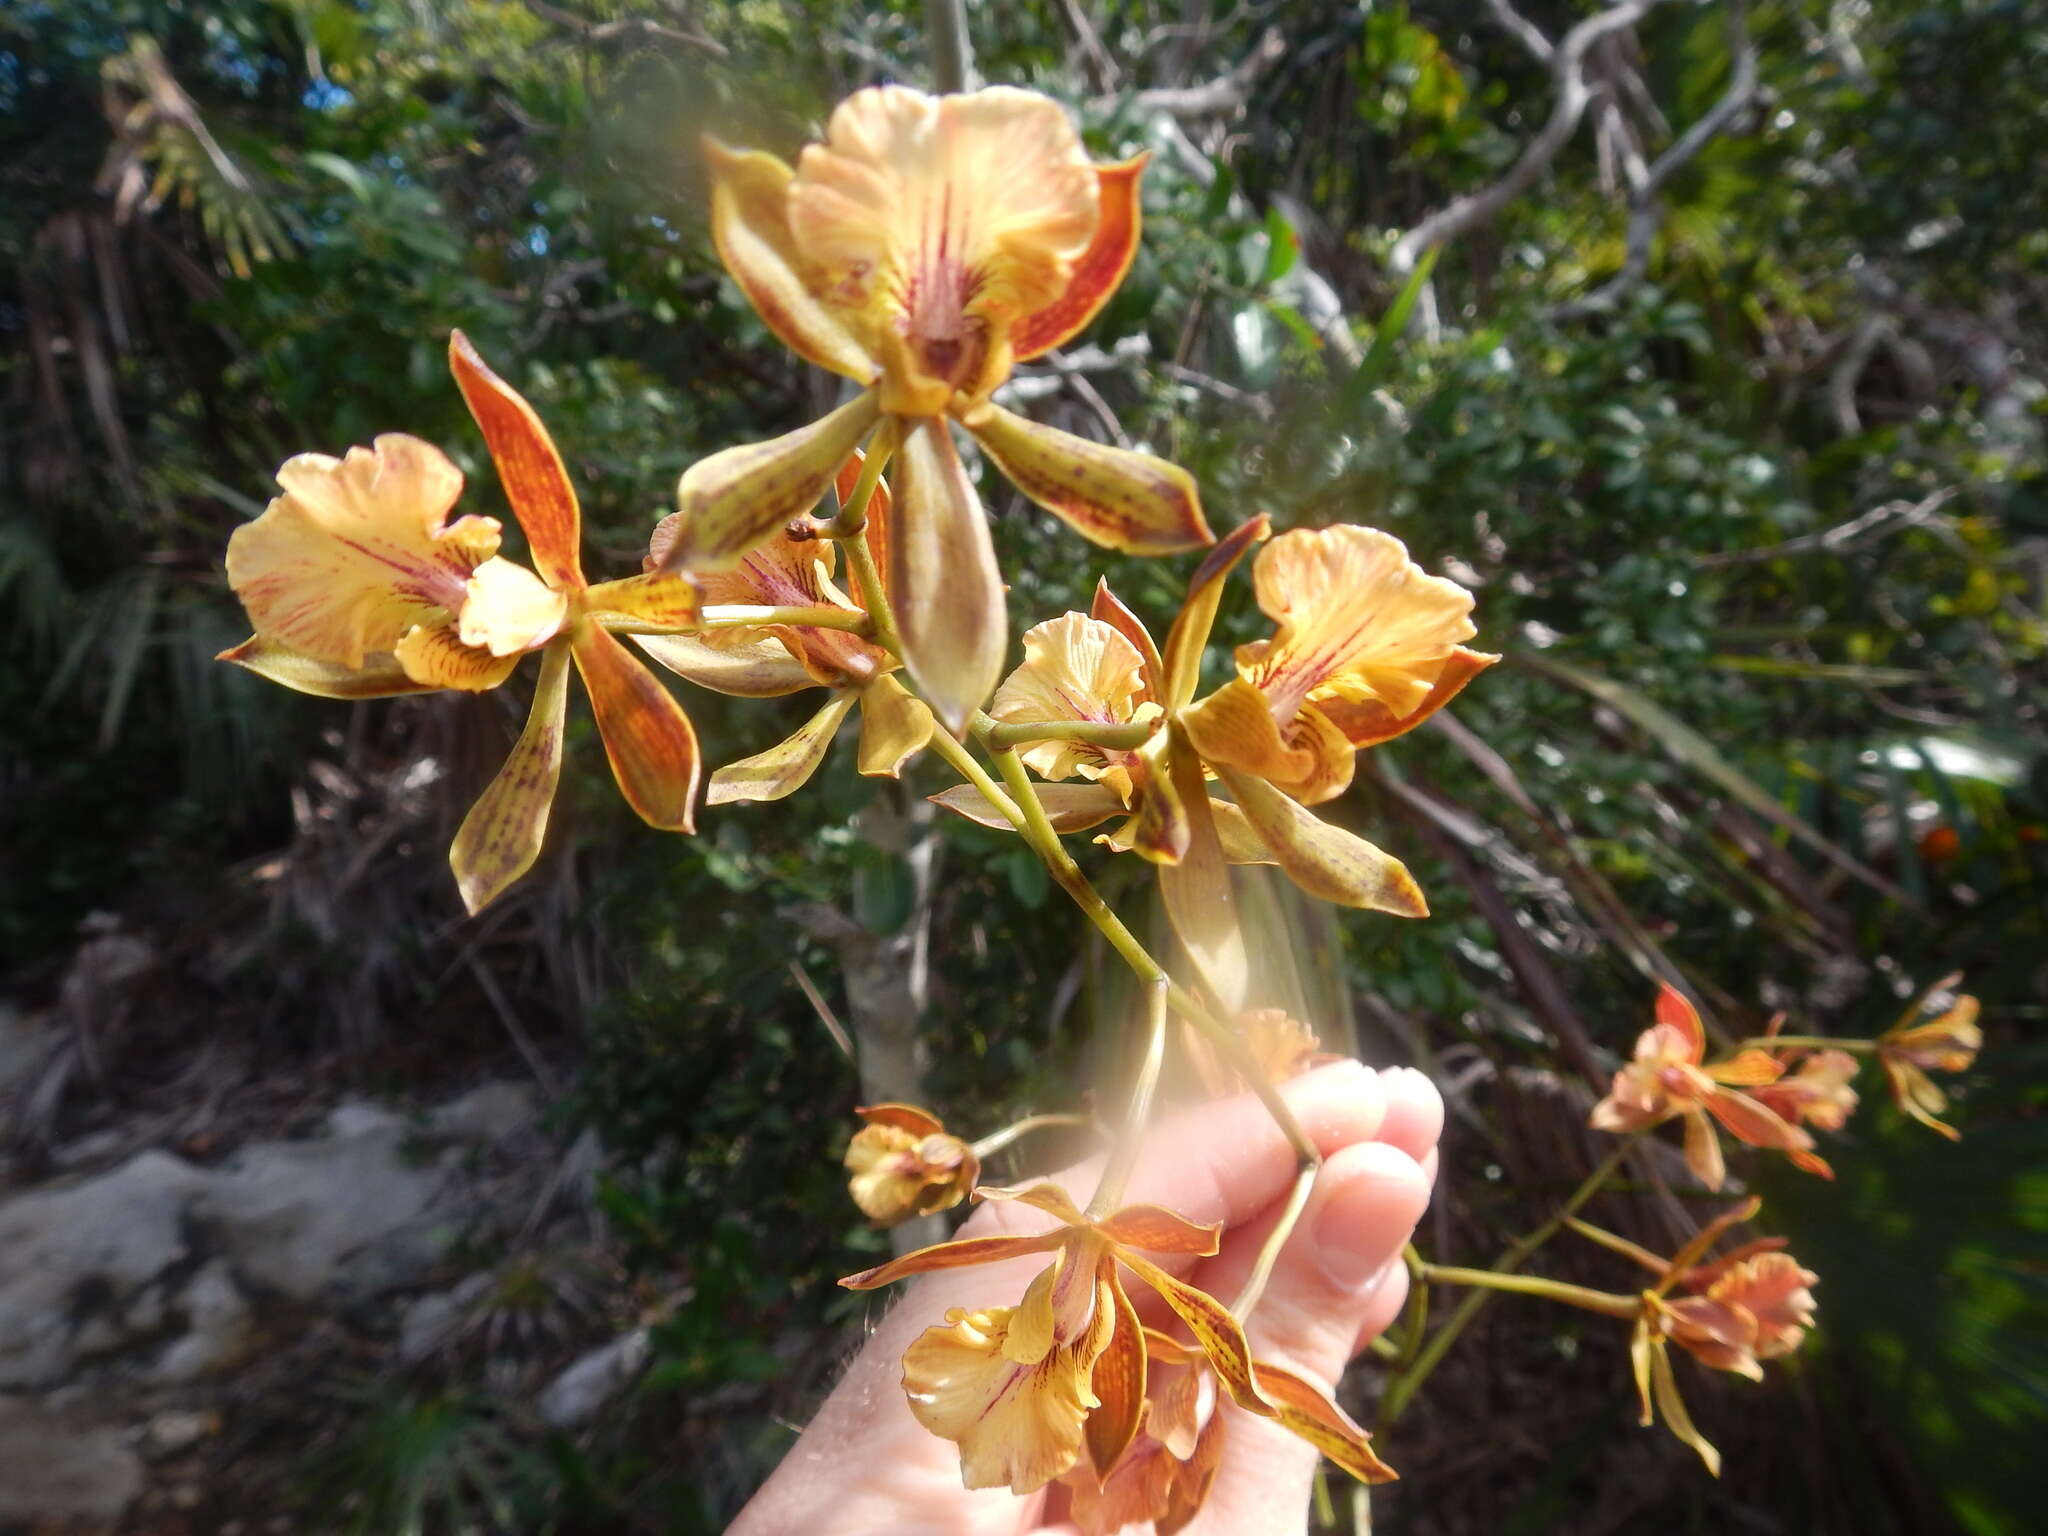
843,1103,980,1227
1566,1199,1819,1476
1589,985,1831,1188
1878,989,1981,1140
838,1180,1390,1496
636,451,933,802
222,331,701,914
658,85,1214,731
937,518,1494,1007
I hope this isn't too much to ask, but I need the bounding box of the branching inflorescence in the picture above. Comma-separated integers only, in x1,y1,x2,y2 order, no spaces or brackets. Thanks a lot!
215,79,1982,1523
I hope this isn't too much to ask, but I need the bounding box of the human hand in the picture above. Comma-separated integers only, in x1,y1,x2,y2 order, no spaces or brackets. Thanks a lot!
732,1058,1443,1535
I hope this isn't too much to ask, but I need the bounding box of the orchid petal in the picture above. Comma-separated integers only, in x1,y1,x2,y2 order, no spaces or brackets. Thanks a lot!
839,1230,1066,1291
225,435,490,667
707,690,856,805
633,632,815,697
1704,1048,1785,1088
1313,646,1498,749
1682,1108,1727,1191
1162,515,1270,711
1214,765,1427,916
448,331,583,592
1649,1338,1722,1476
583,572,700,629
963,401,1211,554
217,635,439,699
394,620,524,692
856,673,933,777
1085,1275,1147,1478
704,137,879,384
1656,984,1707,1062
1117,1253,1264,1417
1160,734,1249,1012
1254,1358,1398,1484
1014,155,1148,361
902,1302,1100,1494
450,642,571,915
973,1181,1091,1228
990,612,1150,783
1130,728,1191,864
456,556,569,656
889,418,1006,734
664,391,881,572
1090,577,1164,700
571,624,700,832
1181,676,1354,805
931,780,1123,833
1094,1204,1222,1256
854,1103,944,1137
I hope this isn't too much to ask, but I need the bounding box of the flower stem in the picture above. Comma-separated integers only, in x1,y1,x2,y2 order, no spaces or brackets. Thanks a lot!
828,423,904,657
970,1113,1097,1161
982,719,1158,753
1379,1141,1632,1427
1733,1034,1877,1053
1089,979,1169,1217
1413,1265,1640,1319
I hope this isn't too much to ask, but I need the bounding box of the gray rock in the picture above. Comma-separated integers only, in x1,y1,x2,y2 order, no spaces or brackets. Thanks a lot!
0,1394,144,1526
0,1151,208,1388
537,1328,651,1429
140,1406,220,1458
149,1259,254,1381
397,1271,493,1365
432,1082,537,1145
194,1110,450,1302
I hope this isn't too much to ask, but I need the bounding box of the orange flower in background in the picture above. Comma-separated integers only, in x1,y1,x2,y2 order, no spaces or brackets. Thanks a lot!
637,452,933,804
839,1181,1391,1495
939,518,1492,1009
843,1104,979,1226
1571,1198,1820,1476
1878,989,1982,1140
221,332,702,914
1590,985,1830,1189
659,84,1213,732
1750,1048,1861,1133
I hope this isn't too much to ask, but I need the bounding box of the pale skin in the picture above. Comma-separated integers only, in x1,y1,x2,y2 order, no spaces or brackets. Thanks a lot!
734,1059,1444,1535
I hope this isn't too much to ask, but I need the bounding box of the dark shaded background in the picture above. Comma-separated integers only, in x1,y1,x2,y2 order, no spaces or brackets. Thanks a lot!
3,2,2043,1531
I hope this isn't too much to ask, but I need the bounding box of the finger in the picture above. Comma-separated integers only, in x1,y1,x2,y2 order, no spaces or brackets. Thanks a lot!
968,1059,1389,1260
1178,1142,1430,1534
1373,1065,1445,1166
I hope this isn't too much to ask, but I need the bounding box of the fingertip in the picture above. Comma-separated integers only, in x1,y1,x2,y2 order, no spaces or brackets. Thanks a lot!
1375,1065,1445,1164
1281,1056,1389,1152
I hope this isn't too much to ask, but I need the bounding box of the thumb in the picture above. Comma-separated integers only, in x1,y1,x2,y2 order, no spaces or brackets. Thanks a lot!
1181,1141,1430,1533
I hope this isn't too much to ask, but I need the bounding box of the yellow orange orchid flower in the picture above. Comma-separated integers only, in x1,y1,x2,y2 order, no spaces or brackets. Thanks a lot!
938,518,1493,1007
636,452,933,802
1589,985,1831,1189
221,331,701,914
843,1103,980,1226
1750,1048,1861,1133
658,85,1214,731
838,1180,1391,1495
1878,989,1981,1140
1564,1198,1818,1476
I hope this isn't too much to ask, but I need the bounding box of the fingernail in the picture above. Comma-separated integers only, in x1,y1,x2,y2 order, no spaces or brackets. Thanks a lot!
1311,1163,1424,1293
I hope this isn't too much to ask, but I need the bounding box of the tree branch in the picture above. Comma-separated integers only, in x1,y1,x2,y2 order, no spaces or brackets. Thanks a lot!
519,0,727,58
1108,26,1286,118
1391,0,1670,275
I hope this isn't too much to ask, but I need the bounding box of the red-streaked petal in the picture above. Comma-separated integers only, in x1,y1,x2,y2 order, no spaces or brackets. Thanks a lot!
1254,1357,1398,1484
962,402,1211,555
664,392,882,572
448,331,583,592
1313,646,1498,749
703,137,878,384
1085,1275,1147,1478
1117,1253,1265,1416
217,635,440,699
570,624,700,832
449,641,571,915
707,690,856,805
889,417,1006,734
1181,676,1353,805
1014,155,1148,361
856,674,933,777
1162,515,1271,711
394,620,524,692
855,1103,945,1137
1214,765,1428,916
583,572,700,629
930,780,1123,833
1091,577,1164,701
838,1230,1067,1290
1095,1204,1222,1256
1656,984,1707,1062
633,632,816,697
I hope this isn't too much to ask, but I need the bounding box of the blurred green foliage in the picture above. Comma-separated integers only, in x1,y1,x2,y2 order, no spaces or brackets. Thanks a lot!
3,1,2043,1531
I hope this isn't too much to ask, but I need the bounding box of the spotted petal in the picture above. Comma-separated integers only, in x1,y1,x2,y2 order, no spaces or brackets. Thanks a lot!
930,780,1124,833
571,625,700,832
450,642,571,915
1215,765,1427,916
633,632,815,697
963,401,1211,554
448,332,583,593
707,690,856,805
218,635,441,699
